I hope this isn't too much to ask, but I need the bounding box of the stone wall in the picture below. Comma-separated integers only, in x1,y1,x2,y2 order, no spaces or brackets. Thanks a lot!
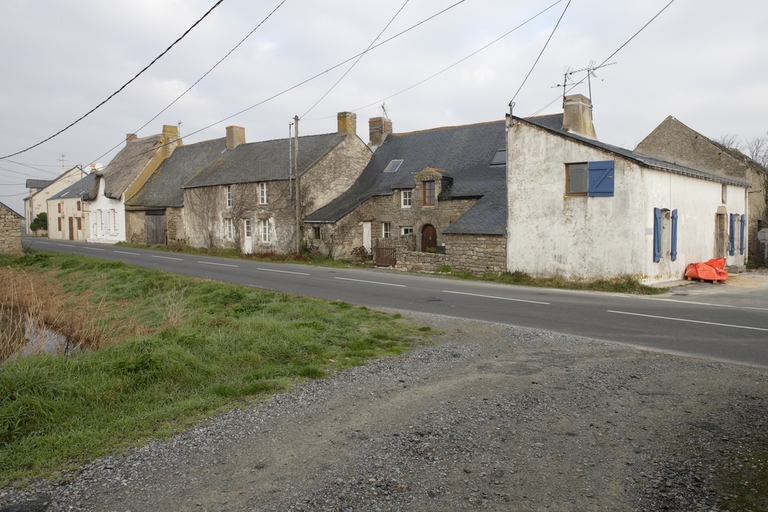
390,233,507,275
0,204,22,254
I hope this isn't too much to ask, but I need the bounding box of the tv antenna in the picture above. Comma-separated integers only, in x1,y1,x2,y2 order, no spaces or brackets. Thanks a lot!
380,102,389,120
553,60,616,104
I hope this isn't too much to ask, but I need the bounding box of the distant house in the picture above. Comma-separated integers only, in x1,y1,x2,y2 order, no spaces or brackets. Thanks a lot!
47,173,95,241
506,94,749,284
304,117,508,273
0,201,23,254
126,134,227,245
636,116,768,265
84,126,180,244
182,113,371,253
24,166,84,234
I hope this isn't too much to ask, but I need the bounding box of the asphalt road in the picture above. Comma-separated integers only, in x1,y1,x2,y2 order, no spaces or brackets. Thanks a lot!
22,237,768,368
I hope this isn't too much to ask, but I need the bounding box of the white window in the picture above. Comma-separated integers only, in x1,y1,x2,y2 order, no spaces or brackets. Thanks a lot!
401,227,413,235
226,218,234,240
226,185,232,208
260,219,270,243
259,182,268,205
382,222,391,239
401,190,412,208
111,209,117,233
244,219,252,237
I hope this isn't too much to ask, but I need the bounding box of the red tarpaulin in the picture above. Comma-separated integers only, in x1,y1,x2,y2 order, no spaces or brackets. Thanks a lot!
684,258,728,282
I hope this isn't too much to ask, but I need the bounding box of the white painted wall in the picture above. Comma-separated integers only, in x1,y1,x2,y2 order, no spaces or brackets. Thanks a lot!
87,177,127,244
506,118,747,284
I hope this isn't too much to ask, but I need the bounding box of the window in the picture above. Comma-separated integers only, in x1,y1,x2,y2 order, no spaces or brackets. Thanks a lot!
259,182,268,205
226,185,232,208
57,217,62,231
109,209,117,233
566,161,614,197
313,226,321,239
401,227,413,235
721,184,727,204
77,217,82,230
382,222,391,239
76,201,81,211
423,180,435,206
225,218,234,240
401,190,412,208
491,149,506,166
57,203,62,213
653,207,678,262
244,219,252,238
383,159,403,173
260,219,270,243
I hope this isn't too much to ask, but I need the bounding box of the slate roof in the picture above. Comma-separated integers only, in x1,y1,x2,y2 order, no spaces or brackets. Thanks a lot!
49,173,96,201
304,120,507,235
522,115,751,188
183,133,346,189
84,133,165,200
127,137,227,209
26,179,52,190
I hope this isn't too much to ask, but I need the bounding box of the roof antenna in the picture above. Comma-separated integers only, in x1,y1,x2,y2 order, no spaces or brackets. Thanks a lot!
380,102,389,120
553,61,616,104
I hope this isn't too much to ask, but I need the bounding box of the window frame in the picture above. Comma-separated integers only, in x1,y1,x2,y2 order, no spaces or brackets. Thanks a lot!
382,222,391,239
260,218,270,243
401,189,412,208
226,185,232,208
565,163,589,196
259,182,268,205
401,227,414,235
423,180,435,206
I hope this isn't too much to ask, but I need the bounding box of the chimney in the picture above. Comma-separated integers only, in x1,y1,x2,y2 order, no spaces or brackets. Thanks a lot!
562,94,597,139
369,116,393,147
226,125,246,149
126,133,137,144
337,112,357,136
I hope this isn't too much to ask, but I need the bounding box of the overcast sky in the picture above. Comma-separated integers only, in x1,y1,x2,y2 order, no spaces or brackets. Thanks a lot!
2,0,767,215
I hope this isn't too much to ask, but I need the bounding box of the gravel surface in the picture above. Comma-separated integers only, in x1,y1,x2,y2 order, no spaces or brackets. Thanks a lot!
1,311,767,511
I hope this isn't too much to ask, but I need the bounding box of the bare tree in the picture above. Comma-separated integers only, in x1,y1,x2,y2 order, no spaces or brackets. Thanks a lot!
228,183,259,253
745,133,768,167
715,134,742,151
185,186,221,249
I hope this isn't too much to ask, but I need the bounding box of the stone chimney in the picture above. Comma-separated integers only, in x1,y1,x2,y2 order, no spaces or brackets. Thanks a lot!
226,125,246,149
337,112,357,136
126,133,137,144
562,94,597,139
369,116,393,147
161,125,181,158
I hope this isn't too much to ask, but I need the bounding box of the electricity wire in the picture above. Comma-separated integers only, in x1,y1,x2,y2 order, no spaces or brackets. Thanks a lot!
1,0,226,160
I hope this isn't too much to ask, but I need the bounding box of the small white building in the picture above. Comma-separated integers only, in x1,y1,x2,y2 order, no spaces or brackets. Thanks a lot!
506,95,749,284
47,172,96,241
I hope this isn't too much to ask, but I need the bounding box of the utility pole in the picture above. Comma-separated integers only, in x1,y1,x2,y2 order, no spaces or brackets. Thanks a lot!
294,115,301,256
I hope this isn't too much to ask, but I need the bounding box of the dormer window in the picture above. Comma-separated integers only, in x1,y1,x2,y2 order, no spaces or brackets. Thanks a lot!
383,159,403,173
491,149,506,166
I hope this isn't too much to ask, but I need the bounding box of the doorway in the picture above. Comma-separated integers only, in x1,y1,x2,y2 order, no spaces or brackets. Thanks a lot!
715,212,727,258
421,224,437,252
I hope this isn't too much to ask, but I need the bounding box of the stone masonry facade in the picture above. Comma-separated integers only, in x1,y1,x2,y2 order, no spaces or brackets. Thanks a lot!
391,233,506,274
0,203,23,254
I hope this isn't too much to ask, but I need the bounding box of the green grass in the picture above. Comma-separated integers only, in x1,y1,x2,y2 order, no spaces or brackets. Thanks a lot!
0,251,429,485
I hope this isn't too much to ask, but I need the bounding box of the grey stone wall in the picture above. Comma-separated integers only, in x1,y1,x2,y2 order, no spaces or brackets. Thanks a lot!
394,233,506,274
0,204,22,254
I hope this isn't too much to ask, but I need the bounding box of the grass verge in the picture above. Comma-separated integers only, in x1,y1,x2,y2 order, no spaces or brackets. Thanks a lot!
0,250,429,486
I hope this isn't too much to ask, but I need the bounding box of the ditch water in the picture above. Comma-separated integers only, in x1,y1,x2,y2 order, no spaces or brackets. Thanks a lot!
0,309,75,362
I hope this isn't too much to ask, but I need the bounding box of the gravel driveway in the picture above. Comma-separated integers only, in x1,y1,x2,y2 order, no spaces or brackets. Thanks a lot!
2,277,767,512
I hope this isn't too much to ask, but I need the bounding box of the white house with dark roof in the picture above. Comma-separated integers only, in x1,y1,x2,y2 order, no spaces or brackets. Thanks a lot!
182,112,371,253
84,126,180,244
23,166,84,234
506,94,749,284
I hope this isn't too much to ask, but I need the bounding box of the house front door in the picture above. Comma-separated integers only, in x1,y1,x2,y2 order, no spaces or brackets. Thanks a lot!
715,213,727,258
421,224,437,252
243,219,253,254
68,217,74,240
363,222,372,253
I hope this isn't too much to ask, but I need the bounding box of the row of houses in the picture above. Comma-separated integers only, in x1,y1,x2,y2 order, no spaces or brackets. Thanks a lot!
23,95,767,283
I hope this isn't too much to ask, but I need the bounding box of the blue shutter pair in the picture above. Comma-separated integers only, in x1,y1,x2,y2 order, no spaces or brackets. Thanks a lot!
653,208,678,263
729,214,737,256
587,161,614,197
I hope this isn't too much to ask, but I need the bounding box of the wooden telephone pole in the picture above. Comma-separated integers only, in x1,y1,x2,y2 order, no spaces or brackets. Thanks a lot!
294,115,301,256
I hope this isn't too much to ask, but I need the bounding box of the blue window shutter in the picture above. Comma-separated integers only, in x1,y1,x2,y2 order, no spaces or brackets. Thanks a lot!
670,209,678,261
740,214,746,255
729,214,736,256
588,160,615,197
653,208,662,262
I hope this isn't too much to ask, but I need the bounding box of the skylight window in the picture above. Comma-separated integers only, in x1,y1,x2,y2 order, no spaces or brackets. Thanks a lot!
383,159,403,173
491,149,506,166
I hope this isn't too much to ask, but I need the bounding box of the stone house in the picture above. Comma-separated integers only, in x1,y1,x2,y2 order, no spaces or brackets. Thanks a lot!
46,173,95,241
0,201,23,254
182,113,371,253
24,166,84,234
506,95,749,285
304,117,508,274
125,134,227,245
83,126,180,244
635,116,768,265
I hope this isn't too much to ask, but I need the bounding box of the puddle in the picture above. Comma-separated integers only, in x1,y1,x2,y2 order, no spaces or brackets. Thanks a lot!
1,309,76,362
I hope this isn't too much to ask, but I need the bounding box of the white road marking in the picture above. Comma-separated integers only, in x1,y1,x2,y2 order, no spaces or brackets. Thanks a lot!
199,261,239,268
334,277,406,288
83,246,105,251
61,244,75,247
151,255,184,261
257,267,309,276
442,290,550,305
608,310,768,332
643,297,768,312
115,251,140,256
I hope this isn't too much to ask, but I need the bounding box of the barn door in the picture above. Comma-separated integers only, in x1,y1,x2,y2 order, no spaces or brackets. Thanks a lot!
146,212,167,245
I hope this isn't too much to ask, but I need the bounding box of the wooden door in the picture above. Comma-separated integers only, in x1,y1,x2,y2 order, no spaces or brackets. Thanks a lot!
68,217,74,240
146,213,167,245
421,224,437,252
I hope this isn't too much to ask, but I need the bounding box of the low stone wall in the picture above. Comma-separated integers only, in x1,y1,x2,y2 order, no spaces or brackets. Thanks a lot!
0,206,22,254
393,233,507,274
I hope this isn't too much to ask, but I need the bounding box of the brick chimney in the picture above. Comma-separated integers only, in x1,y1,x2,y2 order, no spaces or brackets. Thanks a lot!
337,112,357,136
369,116,393,147
126,133,137,144
226,125,246,149
562,94,597,139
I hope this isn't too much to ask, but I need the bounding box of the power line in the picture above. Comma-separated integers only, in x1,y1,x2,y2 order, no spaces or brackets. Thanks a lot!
347,0,565,115
1,0,226,160
301,0,410,119
527,0,677,117
509,0,571,105
89,0,289,166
